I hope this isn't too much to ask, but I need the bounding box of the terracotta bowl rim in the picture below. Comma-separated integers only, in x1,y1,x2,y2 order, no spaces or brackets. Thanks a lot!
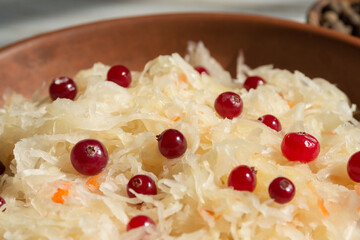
2,12,360,54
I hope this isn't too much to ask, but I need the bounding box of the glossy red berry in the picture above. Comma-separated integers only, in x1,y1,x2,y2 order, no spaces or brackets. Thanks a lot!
194,66,209,75
347,151,360,182
107,65,131,87
268,177,295,204
228,165,257,192
127,215,155,232
243,76,266,91
127,174,157,198
258,114,282,132
214,92,243,119
0,197,6,212
281,132,320,163
0,162,5,175
49,76,77,100
70,139,109,176
156,129,187,159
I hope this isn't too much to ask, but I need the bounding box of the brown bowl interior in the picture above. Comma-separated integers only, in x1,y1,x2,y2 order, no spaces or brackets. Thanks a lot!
1,13,360,109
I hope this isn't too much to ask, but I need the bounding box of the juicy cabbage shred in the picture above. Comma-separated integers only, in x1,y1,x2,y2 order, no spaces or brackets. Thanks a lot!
0,41,360,240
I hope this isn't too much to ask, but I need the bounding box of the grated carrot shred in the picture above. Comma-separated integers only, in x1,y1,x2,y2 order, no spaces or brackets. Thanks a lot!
354,185,360,196
307,180,330,217
287,101,294,109
197,208,205,221
287,210,299,226
279,93,294,108
323,132,336,136
86,172,103,192
174,116,181,122
307,180,316,193
52,188,69,204
204,209,222,220
357,206,360,213
317,198,330,217
178,73,187,83
198,208,222,221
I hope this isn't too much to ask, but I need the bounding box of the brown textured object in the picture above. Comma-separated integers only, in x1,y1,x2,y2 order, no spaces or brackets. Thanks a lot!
308,0,360,36
1,13,360,111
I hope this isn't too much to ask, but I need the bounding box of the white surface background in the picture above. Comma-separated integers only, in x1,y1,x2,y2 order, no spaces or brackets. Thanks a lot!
0,0,316,48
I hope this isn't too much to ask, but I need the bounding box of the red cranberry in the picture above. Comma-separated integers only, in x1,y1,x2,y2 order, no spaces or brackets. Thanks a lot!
70,139,109,176
214,92,243,119
268,177,295,204
258,114,282,132
194,66,209,75
156,129,187,159
281,132,320,163
127,174,157,198
347,151,360,182
243,76,266,91
0,197,6,212
49,76,77,100
228,165,257,192
0,162,5,175
127,215,155,232
107,65,131,87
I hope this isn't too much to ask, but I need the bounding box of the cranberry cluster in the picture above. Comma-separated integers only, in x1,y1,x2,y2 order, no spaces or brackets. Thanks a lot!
48,63,360,234
211,74,322,204
227,165,295,204
49,64,131,101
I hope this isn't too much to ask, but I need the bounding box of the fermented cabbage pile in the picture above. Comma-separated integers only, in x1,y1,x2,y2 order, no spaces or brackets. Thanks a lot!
0,42,360,239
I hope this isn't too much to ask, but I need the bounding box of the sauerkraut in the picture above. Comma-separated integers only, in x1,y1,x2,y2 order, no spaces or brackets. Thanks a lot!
0,41,359,240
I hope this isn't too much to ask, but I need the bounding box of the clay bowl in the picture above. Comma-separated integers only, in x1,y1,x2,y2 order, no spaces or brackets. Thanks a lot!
1,13,360,109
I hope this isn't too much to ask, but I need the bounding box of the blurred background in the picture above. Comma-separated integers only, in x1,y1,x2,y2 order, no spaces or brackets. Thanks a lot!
0,0,316,48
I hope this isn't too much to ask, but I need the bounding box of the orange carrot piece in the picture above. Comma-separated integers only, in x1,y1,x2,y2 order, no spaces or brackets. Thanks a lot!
198,208,222,221
317,198,330,217
278,93,294,108
52,188,69,204
204,209,215,216
307,180,316,193
51,181,71,204
203,209,222,220
287,101,294,109
197,208,205,221
307,180,330,217
178,73,187,83
355,185,360,196
173,116,181,122
86,172,103,192
323,132,336,136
